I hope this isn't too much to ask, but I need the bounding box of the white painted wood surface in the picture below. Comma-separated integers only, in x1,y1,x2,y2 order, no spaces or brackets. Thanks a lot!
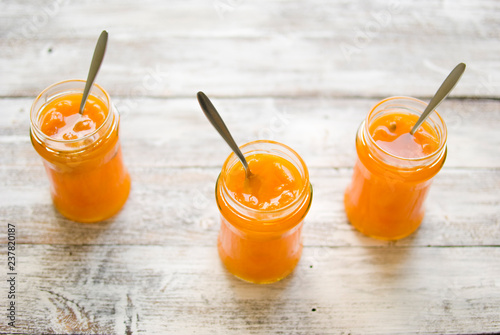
1,1,499,334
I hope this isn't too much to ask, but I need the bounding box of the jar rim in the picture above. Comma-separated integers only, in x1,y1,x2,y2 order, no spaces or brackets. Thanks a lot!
365,96,448,163
217,139,311,224
30,79,112,145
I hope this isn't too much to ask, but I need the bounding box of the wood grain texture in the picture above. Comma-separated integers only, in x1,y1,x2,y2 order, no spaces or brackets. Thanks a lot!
1,1,499,98
0,244,498,334
2,97,500,168
1,166,499,248
1,0,500,334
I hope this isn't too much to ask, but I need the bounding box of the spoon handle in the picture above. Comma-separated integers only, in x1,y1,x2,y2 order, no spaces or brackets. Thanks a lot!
197,91,250,172
79,30,108,114
410,62,466,135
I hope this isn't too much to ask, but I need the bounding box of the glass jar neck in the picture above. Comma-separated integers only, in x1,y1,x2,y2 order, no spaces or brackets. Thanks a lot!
359,96,447,174
30,79,115,153
216,140,312,234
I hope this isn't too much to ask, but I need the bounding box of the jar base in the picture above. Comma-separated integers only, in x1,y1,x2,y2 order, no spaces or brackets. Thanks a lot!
217,239,301,284
345,204,422,241
52,176,131,223
349,222,421,241
227,270,296,285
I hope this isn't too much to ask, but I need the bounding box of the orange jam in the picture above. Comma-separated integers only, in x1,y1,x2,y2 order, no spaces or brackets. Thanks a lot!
344,97,447,240
39,93,107,140
30,80,131,223
216,141,312,284
225,154,304,211
370,113,440,158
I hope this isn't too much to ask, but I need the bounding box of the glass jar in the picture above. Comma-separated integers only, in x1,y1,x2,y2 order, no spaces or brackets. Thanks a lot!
216,140,313,284
344,97,447,240
30,79,131,223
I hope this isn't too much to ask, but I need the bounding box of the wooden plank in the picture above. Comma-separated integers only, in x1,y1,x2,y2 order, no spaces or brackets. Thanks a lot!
1,1,499,98
2,97,500,168
0,244,498,334
0,37,496,99
1,166,499,247
3,0,499,40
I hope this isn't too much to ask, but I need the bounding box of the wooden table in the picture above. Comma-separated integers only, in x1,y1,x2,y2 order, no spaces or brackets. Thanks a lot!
1,1,499,334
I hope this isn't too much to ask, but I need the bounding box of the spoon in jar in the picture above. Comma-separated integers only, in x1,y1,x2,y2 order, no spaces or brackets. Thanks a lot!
78,30,108,115
410,62,466,135
197,91,252,178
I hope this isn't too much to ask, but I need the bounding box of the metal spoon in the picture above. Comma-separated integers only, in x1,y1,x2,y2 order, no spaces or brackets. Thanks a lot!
197,91,252,178
410,62,466,135
78,30,108,115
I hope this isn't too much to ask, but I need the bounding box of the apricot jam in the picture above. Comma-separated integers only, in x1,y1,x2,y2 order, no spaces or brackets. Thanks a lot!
30,80,131,223
216,140,312,284
344,97,447,240
39,93,107,140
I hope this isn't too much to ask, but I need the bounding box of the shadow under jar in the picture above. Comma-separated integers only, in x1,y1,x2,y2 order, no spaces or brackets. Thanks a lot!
344,96,447,240
216,140,313,284
30,79,131,223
